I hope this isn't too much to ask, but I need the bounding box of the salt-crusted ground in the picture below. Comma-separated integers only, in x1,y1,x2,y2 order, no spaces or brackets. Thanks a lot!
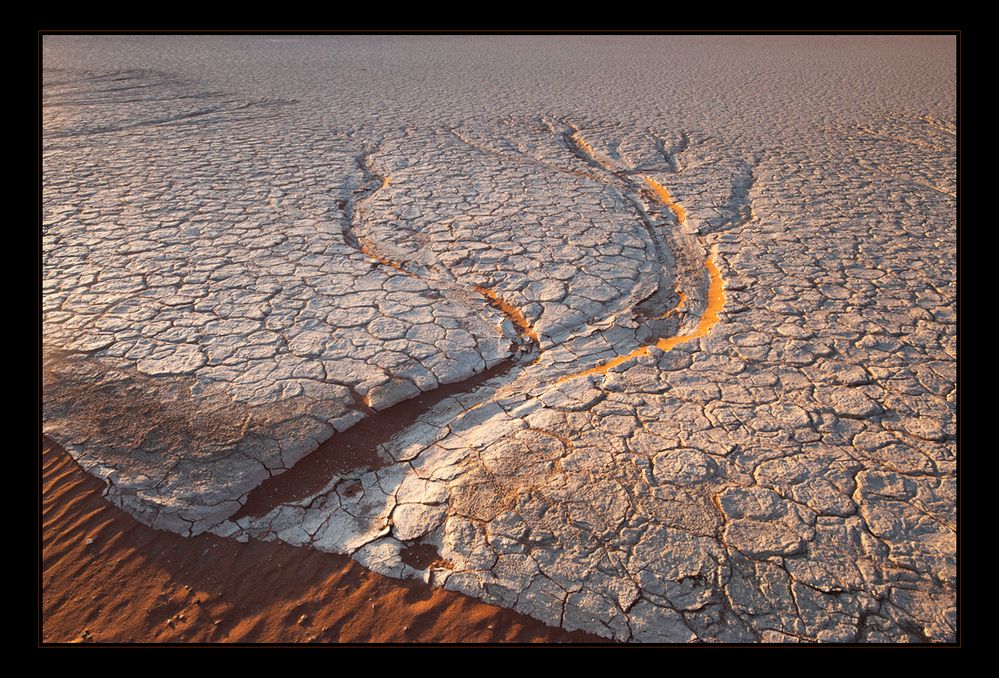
42,36,956,642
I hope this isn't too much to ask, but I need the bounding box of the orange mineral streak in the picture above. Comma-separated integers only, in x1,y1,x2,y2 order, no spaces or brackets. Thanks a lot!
558,248,725,383
644,176,687,225
474,285,540,344
360,237,412,276
573,134,598,160
659,288,688,320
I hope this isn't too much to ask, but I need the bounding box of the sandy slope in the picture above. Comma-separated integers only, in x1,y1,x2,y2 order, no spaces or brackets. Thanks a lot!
41,437,602,643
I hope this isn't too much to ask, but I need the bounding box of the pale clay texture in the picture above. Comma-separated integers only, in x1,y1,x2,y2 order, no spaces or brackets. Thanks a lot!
43,36,955,642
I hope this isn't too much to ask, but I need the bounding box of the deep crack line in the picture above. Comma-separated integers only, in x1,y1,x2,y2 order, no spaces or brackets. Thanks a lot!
235,132,724,536
643,176,687,227
560,122,703,322
350,147,543,365
474,284,541,354
451,121,700,347
551,126,727,382
231,146,548,520
558,244,726,383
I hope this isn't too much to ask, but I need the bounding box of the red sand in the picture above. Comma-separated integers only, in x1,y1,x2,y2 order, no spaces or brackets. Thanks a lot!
41,437,606,644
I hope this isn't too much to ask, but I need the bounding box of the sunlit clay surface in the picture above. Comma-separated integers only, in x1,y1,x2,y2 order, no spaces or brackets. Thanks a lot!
560,247,725,382
474,284,540,344
42,36,956,644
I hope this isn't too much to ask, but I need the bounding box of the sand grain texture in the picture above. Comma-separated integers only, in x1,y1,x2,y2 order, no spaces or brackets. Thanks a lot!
41,438,603,643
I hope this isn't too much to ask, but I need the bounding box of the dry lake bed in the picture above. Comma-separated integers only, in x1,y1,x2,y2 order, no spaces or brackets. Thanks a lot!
42,35,956,643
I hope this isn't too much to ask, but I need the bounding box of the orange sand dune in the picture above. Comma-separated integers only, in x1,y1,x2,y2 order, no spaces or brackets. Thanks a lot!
40,437,605,644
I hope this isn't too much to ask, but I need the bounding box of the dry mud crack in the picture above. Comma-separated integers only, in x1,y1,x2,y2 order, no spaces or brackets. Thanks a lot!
43,36,956,643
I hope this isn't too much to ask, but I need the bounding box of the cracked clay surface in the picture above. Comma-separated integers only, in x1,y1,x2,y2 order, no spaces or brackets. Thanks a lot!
43,36,956,642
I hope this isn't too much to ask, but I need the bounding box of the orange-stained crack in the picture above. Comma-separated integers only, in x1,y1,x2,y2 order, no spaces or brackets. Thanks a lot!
643,176,687,225
474,285,540,345
659,288,688,320
354,174,417,276
360,237,413,276
558,247,725,383
572,134,598,162
359,172,540,371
